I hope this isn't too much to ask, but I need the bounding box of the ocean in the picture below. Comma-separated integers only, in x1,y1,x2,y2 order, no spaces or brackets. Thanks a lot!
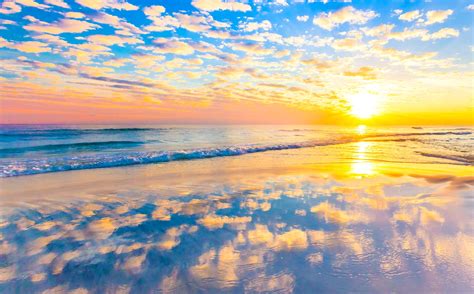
0,125,472,177
0,125,473,293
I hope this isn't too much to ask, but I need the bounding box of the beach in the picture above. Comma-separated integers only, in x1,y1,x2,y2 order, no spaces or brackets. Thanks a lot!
0,125,473,293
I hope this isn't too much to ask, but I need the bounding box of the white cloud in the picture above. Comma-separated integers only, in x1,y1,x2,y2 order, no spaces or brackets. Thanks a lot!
0,1,22,14
75,0,138,10
65,12,86,19
143,5,165,16
313,6,377,30
153,38,195,55
425,9,453,25
423,28,459,41
296,15,309,22
398,10,421,22
192,0,251,12
16,0,48,9
239,20,272,32
44,0,69,9
24,18,99,35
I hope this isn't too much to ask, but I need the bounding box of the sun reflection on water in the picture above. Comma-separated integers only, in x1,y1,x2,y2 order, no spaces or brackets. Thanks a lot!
351,141,374,176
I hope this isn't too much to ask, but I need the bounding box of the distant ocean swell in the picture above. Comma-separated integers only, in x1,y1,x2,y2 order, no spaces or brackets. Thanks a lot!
0,141,144,156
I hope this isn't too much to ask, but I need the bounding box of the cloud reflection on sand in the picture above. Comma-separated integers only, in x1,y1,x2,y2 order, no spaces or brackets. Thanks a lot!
0,172,473,293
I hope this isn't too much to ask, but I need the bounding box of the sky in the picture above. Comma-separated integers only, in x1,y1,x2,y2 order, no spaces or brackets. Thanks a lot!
0,0,473,125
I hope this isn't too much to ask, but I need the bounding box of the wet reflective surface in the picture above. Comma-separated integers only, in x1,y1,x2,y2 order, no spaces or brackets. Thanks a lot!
1,171,473,293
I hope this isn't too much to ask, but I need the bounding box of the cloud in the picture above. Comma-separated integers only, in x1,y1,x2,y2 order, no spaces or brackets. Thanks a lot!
91,11,144,36
198,214,251,230
143,14,179,32
468,5,474,10
332,37,365,51
0,1,22,14
143,5,165,16
311,202,356,224
44,0,69,9
192,0,251,12
87,34,143,46
33,34,69,46
313,6,377,30
75,0,138,10
273,229,308,251
296,15,309,22
239,20,272,32
363,24,394,37
16,0,48,9
425,9,453,25
388,28,428,41
65,12,85,19
24,18,99,35
423,28,459,41
153,38,195,55
398,10,421,22
12,41,50,53
344,66,377,80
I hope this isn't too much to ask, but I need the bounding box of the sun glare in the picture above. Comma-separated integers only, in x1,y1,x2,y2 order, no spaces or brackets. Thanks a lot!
349,92,379,119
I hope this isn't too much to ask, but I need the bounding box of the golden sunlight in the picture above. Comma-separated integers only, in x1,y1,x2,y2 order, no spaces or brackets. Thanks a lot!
356,124,367,135
348,92,379,119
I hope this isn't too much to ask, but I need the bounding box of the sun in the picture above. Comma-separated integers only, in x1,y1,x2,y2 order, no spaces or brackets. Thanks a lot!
348,92,379,119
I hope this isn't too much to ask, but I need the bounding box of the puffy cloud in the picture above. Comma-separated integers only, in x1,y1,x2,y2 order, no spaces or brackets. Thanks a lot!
425,9,453,25
273,229,308,251
12,41,50,53
91,12,144,36
239,20,272,32
344,66,377,80
0,0,21,14
16,0,48,9
75,0,138,10
198,214,251,230
143,5,165,16
144,15,179,32
33,34,69,46
398,10,421,22
363,24,394,37
24,18,99,35
65,12,86,19
174,13,212,33
296,15,309,22
468,4,474,10
87,34,143,46
152,38,195,55
311,202,355,224
44,0,69,8
192,0,251,12
388,28,428,41
332,37,365,51
313,6,377,30
423,28,459,41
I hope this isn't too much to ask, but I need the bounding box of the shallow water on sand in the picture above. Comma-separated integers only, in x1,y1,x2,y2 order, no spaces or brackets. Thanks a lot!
0,126,473,293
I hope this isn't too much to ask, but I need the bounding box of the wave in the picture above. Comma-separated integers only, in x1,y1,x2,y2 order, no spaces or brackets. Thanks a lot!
364,131,472,138
0,141,143,156
0,139,353,177
416,152,473,165
0,127,165,139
